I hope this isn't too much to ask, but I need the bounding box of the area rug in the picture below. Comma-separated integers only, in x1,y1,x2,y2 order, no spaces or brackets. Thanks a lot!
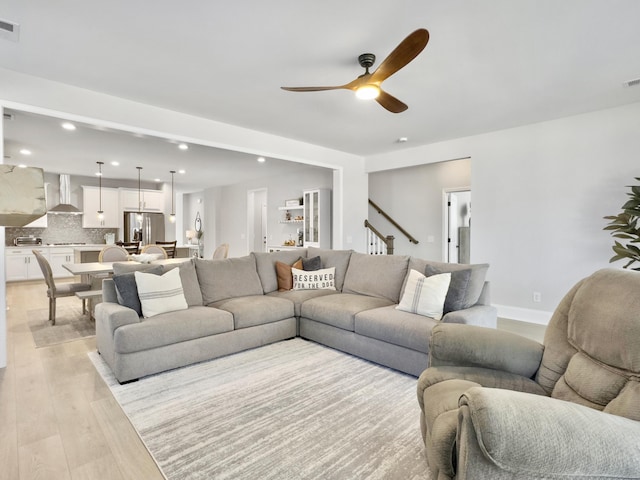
28,305,94,348
89,338,430,480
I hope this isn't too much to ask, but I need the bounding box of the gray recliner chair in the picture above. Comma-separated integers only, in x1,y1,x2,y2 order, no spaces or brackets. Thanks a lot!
417,268,640,479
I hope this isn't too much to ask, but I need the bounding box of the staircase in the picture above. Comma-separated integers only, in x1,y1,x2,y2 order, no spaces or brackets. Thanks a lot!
365,199,418,255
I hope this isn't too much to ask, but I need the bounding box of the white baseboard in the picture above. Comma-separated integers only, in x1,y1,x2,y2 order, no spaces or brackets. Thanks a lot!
494,304,553,326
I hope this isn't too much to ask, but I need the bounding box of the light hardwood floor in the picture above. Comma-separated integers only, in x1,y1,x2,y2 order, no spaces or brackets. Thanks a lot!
1,280,547,480
1,280,164,480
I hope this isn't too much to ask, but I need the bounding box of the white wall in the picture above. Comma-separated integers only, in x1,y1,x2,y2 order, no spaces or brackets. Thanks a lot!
368,158,471,259
0,106,6,368
366,101,640,323
207,167,333,258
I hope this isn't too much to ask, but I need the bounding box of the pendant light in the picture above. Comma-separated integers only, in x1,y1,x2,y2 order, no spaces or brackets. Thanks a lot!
96,161,104,221
169,170,176,223
136,166,143,222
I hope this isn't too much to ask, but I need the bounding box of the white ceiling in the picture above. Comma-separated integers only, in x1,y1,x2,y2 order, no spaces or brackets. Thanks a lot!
2,0,640,189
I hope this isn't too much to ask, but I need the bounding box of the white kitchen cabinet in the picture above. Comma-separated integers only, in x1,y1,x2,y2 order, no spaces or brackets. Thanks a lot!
119,188,164,212
48,248,75,278
5,247,46,281
303,189,331,248
82,186,119,228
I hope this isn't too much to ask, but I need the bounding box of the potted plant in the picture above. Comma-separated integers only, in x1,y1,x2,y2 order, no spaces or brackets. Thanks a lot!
603,177,640,270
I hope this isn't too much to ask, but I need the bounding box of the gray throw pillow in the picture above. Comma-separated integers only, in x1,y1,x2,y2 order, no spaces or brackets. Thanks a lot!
425,265,473,314
113,266,163,316
302,255,322,271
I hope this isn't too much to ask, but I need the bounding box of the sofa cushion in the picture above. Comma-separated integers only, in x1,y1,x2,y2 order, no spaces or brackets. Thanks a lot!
355,305,438,353
253,250,308,293
211,295,295,329
162,258,204,307
397,269,451,321
135,268,189,318
307,247,353,291
275,258,303,291
113,306,234,354
267,289,339,317
195,255,264,304
113,265,163,316
342,252,409,303
301,293,394,331
292,267,336,290
408,258,489,310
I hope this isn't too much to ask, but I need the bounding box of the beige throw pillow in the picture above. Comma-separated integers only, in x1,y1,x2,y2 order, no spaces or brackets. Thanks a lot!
396,269,451,320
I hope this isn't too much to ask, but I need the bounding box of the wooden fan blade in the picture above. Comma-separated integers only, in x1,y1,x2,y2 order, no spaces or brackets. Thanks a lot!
370,29,429,84
281,86,347,92
376,89,408,113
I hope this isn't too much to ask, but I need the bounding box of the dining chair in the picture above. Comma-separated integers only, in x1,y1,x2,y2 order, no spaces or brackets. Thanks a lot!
140,244,168,258
212,243,229,259
155,240,177,258
32,249,92,325
115,241,141,255
98,245,130,262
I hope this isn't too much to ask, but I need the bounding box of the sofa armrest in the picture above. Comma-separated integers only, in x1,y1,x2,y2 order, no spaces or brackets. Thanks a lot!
429,324,544,379
457,387,640,479
95,302,141,333
441,304,497,328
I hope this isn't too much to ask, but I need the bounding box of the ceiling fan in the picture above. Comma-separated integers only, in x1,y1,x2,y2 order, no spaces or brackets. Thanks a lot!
281,28,429,113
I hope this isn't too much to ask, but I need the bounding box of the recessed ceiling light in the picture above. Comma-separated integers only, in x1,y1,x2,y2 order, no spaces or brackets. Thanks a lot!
257,156,266,163
178,169,186,174
95,171,102,177
17,164,27,168
111,161,120,166
154,178,161,182
61,122,76,131
397,137,408,143
178,143,189,151
19,148,32,155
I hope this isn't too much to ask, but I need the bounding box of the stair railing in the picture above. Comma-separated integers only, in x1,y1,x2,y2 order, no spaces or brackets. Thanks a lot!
364,220,394,255
368,199,419,245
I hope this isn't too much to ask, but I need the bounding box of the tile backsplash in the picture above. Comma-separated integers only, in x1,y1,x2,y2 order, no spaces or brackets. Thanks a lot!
5,214,118,246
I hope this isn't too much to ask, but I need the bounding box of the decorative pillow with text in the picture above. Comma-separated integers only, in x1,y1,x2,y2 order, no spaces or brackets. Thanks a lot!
291,267,336,290
396,269,451,320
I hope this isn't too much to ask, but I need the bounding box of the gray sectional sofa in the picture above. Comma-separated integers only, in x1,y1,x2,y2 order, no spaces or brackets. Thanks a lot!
95,247,497,383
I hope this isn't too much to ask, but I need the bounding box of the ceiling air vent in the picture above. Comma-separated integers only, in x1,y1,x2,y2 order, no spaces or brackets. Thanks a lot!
622,77,640,88
3,113,14,121
0,19,20,42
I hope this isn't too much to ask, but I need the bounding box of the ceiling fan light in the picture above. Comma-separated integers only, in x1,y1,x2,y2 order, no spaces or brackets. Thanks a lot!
355,84,380,100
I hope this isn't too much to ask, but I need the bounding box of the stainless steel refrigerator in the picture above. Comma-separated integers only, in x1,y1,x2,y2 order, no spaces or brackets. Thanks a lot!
124,212,165,246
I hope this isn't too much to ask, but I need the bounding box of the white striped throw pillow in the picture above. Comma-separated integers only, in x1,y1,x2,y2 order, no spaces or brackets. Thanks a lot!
396,269,451,320
135,267,188,318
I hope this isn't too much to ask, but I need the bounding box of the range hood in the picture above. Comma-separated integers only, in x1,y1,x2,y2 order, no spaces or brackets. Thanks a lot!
49,174,82,215
0,165,47,226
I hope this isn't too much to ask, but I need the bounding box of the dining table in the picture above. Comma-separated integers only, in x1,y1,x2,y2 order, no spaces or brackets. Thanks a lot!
62,257,190,281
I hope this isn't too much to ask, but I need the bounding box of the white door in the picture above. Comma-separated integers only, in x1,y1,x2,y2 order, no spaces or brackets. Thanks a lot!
443,188,471,263
448,193,459,263
247,188,267,253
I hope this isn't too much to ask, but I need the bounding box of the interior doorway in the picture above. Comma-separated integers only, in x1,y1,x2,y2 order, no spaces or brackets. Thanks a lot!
443,188,471,263
247,188,268,253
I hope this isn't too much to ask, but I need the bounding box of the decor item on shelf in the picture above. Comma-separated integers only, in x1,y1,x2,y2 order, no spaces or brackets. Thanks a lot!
169,170,176,223
96,161,104,221
186,230,196,245
285,198,301,207
281,29,429,113
136,166,143,222
0,164,47,226
603,176,640,270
